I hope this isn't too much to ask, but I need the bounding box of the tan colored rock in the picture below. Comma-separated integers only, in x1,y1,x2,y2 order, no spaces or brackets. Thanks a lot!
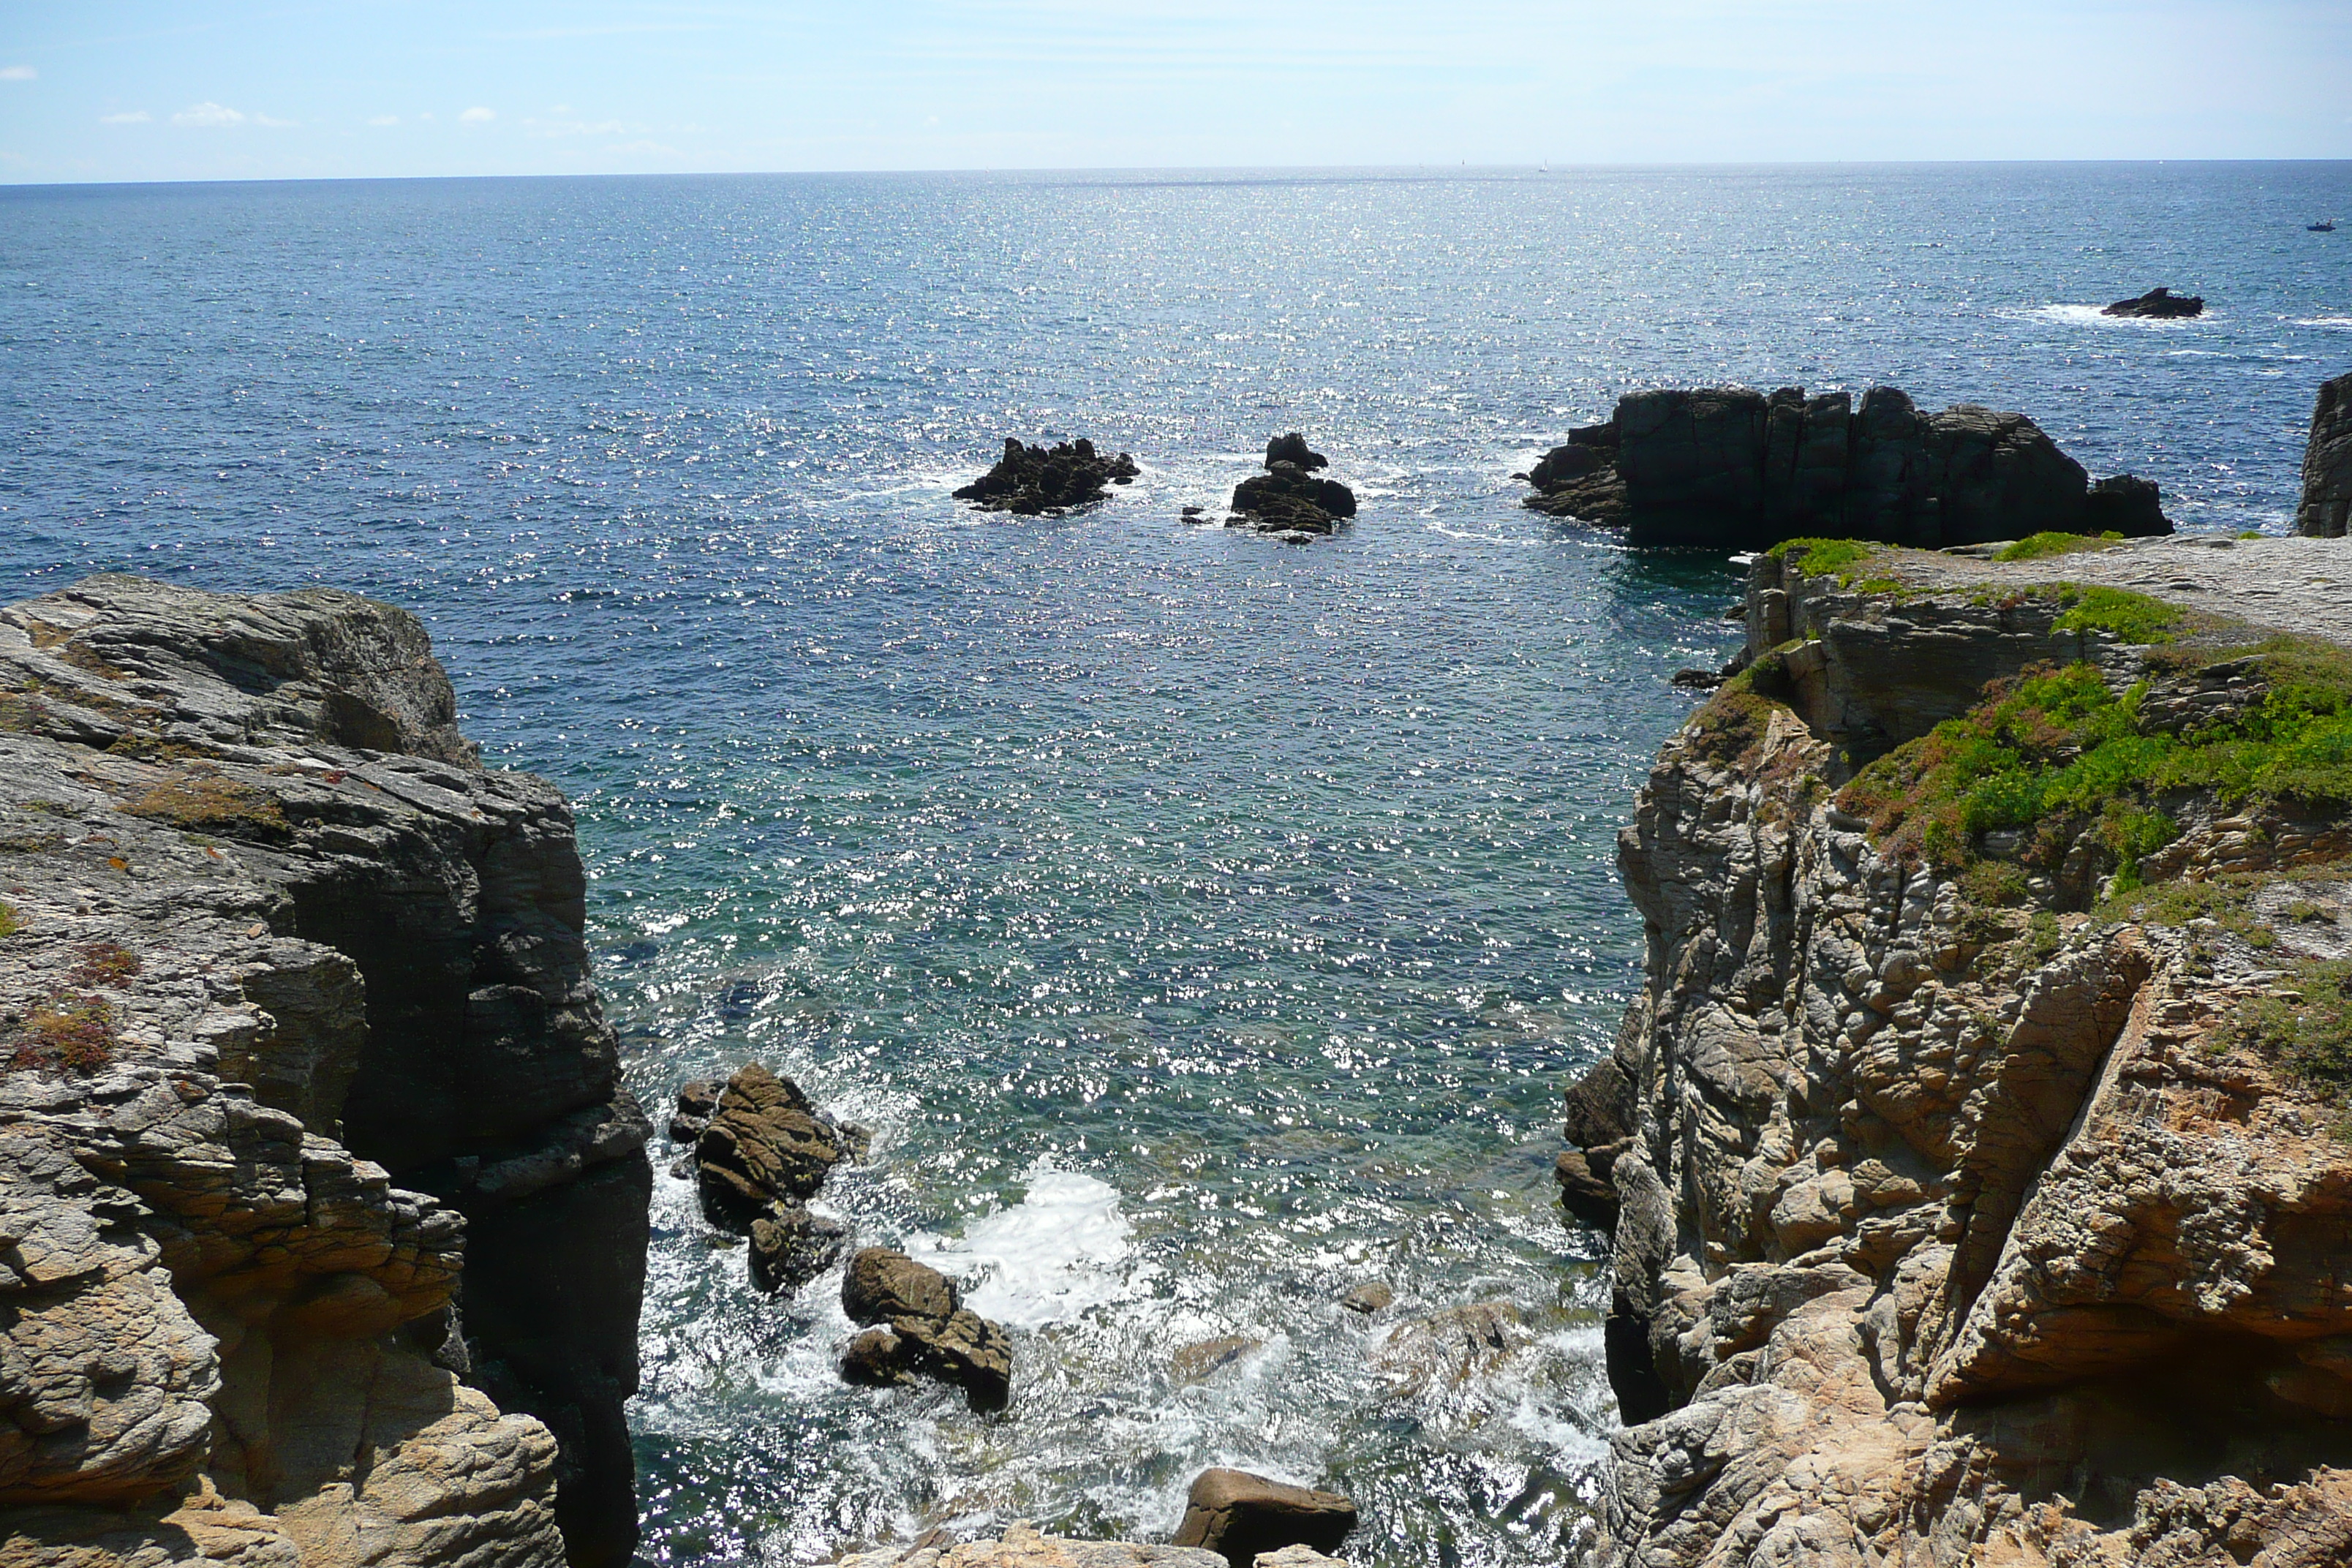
1575,553,2352,1567
838,1521,1222,1568
1170,1470,1354,1568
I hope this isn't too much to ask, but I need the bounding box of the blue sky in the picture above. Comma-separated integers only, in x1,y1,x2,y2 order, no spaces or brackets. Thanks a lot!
2,1,2347,182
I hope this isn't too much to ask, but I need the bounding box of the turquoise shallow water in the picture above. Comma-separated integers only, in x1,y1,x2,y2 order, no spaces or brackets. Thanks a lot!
2,163,2348,1566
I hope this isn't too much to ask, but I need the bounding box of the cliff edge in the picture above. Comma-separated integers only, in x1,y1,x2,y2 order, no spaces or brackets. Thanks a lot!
1568,535,2352,1566
0,576,649,1568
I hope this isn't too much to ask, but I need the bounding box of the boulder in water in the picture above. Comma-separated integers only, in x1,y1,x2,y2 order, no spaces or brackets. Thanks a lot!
749,1204,850,1295
954,437,1139,515
837,1246,1012,1411
1231,464,1357,535
1172,1469,1357,1568
2102,286,2204,319
668,1078,718,1143
694,1063,848,1229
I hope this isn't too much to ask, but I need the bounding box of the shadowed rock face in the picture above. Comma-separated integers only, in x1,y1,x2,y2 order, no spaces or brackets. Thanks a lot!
1523,385,2173,550
1566,550,2352,1567
953,437,1139,515
2295,372,2352,538
2103,285,2205,318
0,575,647,1568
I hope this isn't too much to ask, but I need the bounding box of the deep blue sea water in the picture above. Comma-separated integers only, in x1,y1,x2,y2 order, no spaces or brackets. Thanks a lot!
2,163,2348,1567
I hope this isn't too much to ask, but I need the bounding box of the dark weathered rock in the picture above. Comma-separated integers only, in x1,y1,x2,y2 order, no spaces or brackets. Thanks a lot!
1230,464,1357,535
749,1204,851,1295
1264,432,1328,471
2103,286,2204,318
1519,385,2170,551
668,1078,718,1142
695,1063,844,1228
0,574,647,1567
1171,1469,1357,1568
953,437,1139,515
2296,372,2352,538
2083,472,2174,537
843,1245,960,1325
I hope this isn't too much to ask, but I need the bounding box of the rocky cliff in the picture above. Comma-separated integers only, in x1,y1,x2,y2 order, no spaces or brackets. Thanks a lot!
1521,386,2171,551
2295,373,2352,538
1567,535,2352,1566
0,576,649,1568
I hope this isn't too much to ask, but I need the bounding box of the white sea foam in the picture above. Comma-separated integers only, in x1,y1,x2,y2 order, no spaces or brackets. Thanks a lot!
910,1161,1134,1329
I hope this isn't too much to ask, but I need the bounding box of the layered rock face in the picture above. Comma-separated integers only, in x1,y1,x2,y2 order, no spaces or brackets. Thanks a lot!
1522,385,2173,550
1570,549,2352,1566
2295,372,2352,538
0,576,648,1568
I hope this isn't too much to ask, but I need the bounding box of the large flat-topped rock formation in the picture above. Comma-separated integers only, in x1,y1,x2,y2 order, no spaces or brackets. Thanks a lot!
1522,385,2172,550
0,576,649,1568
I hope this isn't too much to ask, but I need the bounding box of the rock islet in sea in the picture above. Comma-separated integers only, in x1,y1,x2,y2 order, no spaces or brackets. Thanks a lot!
2102,284,2206,318
1225,432,1358,538
1519,382,2174,550
954,436,1139,514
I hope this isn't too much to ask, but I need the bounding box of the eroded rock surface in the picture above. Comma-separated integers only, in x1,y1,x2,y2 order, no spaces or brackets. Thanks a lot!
0,575,648,1568
837,1521,1224,1568
2296,371,2352,538
837,1248,1011,1411
1520,385,2171,549
1170,1469,1356,1568
1569,549,2352,1566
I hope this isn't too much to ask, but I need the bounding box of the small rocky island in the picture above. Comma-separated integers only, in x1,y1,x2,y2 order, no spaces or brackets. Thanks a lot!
1221,432,1358,538
955,437,1139,514
2103,284,2205,318
1519,384,2173,549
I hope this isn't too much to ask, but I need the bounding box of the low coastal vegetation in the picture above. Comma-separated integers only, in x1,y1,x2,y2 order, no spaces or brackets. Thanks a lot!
1994,530,2122,562
1768,536,1903,592
7,991,116,1074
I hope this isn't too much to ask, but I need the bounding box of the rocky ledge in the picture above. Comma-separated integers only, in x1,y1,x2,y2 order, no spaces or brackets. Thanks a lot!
0,576,649,1568
1519,385,2171,550
2296,372,2352,538
1566,535,2352,1566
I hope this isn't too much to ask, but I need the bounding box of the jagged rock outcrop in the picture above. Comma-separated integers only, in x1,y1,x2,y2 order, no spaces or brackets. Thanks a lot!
683,1063,864,1297
837,1247,1011,1411
954,439,1139,515
2295,372,2352,538
0,576,649,1568
1229,435,1357,538
1568,543,2352,1566
2103,286,2205,318
1520,385,2173,549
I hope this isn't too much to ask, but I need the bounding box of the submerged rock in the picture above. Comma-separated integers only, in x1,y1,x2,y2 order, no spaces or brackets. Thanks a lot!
1172,1334,1263,1383
954,437,1139,515
1171,1469,1357,1568
1372,1301,1532,1397
1519,384,2172,550
2103,285,2205,318
2296,371,2352,538
837,1246,1012,1411
1337,1281,1393,1315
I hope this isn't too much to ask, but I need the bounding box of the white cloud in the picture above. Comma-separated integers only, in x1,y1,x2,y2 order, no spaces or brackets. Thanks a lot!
0,66,35,82
367,114,398,126
173,101,245,127
459,105,495,123
100,110,151,124
253,113,296,127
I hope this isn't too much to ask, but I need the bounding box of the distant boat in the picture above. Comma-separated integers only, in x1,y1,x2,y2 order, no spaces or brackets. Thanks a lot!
2313,221,2339,232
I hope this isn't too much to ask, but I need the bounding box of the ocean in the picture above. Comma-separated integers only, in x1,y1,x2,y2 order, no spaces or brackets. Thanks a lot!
2,162,2346,1566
